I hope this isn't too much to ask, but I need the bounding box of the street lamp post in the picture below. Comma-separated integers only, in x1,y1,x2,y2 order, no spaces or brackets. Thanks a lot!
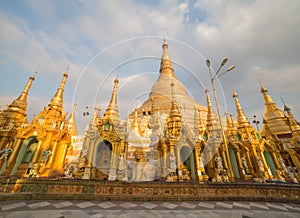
205,58,235,182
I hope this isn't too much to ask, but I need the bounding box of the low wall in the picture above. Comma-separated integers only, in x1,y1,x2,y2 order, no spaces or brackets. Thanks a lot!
0,178,299,203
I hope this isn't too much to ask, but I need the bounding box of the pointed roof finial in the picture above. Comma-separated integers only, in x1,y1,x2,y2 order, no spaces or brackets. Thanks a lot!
257,77,268,93
67,103,78,136
205,88,218,131
1,72,35,128
131,108,142,135
232,90,250,127
103,76,120,124
169,81,181,120
159,37,175,77
280,97,291,113
49,70,68,111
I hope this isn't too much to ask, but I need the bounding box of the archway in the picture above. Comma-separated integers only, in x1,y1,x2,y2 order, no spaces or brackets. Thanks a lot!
263,150,276,176
95,140,112,167
93,140,112,180
228,146,240,179
180,145,196,180
11,136,38,175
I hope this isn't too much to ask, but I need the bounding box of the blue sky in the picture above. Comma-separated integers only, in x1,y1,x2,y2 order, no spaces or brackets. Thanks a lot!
1,0,300,132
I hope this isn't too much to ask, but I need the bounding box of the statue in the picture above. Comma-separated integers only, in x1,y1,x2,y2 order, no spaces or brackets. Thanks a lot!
117,152,128,181
214,156,223,172
170,153,176,171
0,148,13,174
222,169,230,182
31,163,41,177
132,148,156,181
241,156,249,174
256,155,264,170
78,155,86,169
41,150,52,166
278,156,286,170
275,170,286,182
212,168,223,183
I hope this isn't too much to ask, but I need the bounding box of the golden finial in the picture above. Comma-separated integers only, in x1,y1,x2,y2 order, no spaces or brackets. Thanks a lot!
110,76,119,104
280,97,291,113
232,90,250,127
103,76,120,123
48,70,69,110
257,77,267,93
160,36,175,77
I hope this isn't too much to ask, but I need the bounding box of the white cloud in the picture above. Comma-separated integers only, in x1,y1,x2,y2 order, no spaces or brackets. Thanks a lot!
0,0,299,133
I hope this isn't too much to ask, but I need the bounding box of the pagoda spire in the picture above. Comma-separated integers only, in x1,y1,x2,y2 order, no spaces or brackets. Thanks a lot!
49,70,68,111
194,108,205,137
232,91,250,127
103,76,120,124
260,83,291,135
1,73,35,127
205,88,218,131
67,104,78,136
260,84,282,114
230,113,236,128
159,37,175,78
169,82,181,119
225,112,233,130
11,73,35,111
283,103,300,133
131,108,142,135
167,82,182,138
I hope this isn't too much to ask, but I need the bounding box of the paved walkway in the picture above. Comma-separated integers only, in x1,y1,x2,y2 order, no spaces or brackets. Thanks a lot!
0,200,299,217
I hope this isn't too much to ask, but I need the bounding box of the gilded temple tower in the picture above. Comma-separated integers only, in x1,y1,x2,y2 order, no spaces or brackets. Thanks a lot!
78,107,102,179
4,71,71,178
203,88,223,180
232,91,274,180
260,85,300,174
0,74,35,149
98,76,128,181
0,73,35,174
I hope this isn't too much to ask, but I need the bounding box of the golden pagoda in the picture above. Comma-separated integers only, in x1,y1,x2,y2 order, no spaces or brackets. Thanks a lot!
0,70,72,178
0,38,299,185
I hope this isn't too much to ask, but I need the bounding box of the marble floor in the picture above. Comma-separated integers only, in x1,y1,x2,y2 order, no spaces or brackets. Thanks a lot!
0,200,299,218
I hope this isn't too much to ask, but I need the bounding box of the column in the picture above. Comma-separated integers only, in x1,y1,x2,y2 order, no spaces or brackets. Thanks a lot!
31,140,43,163
46,141,57,168
235,150,244,179
162,146,167,178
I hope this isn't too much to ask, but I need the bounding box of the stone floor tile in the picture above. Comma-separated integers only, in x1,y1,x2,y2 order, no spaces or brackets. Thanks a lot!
233,202,251,209
1,202,27,211
249,202,269,210
119,202,138,209
282,204,300,211
139,202,158,209
266,203,288,211
75,201,95,209
28,201,51,209
53,201,74,209
160,202,178,209
60,210,92,218
179,202,197,209
198,202,215,209
97,202,117,209
216,202,233,209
